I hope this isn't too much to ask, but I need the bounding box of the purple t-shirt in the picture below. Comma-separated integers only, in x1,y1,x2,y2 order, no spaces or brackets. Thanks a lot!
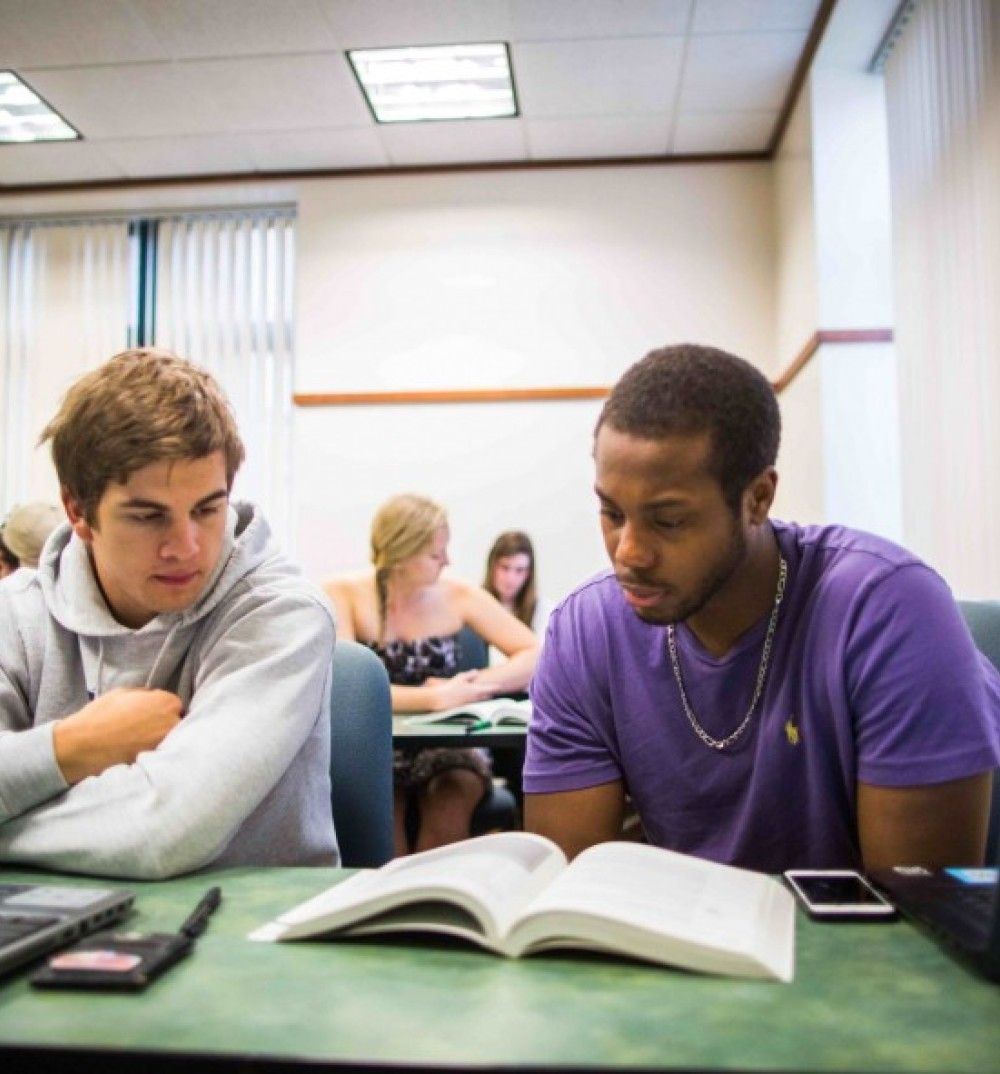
525,522,1000,871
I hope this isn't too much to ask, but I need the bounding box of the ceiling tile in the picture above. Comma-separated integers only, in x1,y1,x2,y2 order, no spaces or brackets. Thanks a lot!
0,0,162,68
315,0,513,49
176,54,371,133
691,0,822,34
245,127,390,171
678,31,805,111
0,141,124,185
379,118,526,165
510,0,691,40
672,109,776,153
0,1,821,184
515,36,685,117
99,134,258,178
131,0,340,58
22,63,219,139
526,116,669,158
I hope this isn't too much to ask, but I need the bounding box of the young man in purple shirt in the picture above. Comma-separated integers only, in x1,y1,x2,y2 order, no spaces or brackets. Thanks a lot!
524,344,1000,872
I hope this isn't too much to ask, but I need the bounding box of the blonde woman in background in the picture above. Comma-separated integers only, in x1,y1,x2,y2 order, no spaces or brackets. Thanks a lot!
0,502,63,578
325,494,539,855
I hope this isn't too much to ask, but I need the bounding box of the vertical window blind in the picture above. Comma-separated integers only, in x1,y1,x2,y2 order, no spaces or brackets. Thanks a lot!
0,207,296,551
0,219,131,509
0,224,35,511
153,209,297,551
885,0,1000,594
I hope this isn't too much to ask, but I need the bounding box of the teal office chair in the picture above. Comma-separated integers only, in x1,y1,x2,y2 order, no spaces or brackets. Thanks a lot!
454,623,489,672
329,640,394,868
957,600,1000,862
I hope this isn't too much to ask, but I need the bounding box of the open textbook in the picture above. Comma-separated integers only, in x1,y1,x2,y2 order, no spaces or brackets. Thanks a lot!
399,697,532,728
250,833,795,981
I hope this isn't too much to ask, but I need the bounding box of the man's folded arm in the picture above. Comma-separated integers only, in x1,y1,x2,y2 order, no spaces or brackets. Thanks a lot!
0,687,68,820
0,594,335,879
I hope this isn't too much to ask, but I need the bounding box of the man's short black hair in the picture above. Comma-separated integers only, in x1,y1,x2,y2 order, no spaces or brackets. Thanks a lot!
596,343,781,512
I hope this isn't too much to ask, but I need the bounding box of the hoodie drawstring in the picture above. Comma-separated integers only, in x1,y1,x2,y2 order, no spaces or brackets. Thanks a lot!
145,621,181,690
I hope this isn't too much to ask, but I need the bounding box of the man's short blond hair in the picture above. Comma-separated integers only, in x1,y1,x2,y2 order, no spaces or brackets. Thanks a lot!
40,348,246,523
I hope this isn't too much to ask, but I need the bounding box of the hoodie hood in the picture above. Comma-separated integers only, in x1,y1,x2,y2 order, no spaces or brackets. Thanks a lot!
35,502,275,698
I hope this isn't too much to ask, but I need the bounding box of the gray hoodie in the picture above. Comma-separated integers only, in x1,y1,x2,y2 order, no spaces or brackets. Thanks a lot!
0,502,338,878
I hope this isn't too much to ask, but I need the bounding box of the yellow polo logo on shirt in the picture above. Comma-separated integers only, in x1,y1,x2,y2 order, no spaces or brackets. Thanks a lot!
784,718,800,746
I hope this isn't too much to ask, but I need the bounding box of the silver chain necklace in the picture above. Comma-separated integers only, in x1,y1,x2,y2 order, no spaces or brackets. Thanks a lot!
666,555,788,751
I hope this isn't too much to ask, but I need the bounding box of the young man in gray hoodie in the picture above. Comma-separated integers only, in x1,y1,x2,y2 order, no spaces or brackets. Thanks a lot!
0,349,338,878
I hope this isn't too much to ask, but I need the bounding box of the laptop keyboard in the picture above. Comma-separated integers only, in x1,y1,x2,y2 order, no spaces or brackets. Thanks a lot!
950,887,996,911
908,885,995,914
903,886,996,946
0,913,60,944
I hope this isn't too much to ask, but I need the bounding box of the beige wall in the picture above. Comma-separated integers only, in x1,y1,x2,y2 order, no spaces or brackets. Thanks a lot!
771,87,825,527
3,160,793,600
293,163,777,600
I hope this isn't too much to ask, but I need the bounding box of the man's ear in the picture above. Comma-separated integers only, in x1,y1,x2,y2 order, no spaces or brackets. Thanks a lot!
61,489,95,543
744,467,778,525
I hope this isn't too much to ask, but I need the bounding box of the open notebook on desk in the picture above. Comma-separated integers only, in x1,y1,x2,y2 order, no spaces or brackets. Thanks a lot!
399,697,531,729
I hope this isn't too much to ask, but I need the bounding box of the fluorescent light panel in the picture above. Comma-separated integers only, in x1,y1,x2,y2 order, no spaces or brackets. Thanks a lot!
0,71,79,143
348,43,517,123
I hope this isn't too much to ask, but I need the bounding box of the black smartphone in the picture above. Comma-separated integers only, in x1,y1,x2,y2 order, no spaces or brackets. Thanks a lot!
30,931,193,990
783,869,897,921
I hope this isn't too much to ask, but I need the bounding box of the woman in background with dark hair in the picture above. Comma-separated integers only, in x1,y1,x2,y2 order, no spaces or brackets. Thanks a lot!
483,531,552,642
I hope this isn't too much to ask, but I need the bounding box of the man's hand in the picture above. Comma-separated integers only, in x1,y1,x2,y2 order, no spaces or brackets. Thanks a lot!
53,688,184,786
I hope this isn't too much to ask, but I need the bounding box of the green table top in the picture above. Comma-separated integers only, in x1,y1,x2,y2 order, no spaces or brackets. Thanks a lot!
1,865,998,1072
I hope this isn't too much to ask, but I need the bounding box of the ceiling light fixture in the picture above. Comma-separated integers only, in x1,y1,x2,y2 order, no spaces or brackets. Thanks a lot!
347,43,517,123
0,71,79,143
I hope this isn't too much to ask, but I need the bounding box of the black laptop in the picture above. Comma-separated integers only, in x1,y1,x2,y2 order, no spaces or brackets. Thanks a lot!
870,865,999,982
0,881,134,978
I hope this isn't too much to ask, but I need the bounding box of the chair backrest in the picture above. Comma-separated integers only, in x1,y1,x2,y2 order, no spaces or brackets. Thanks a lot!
329,640,394,868
957,600,1000,863
454,623,489,672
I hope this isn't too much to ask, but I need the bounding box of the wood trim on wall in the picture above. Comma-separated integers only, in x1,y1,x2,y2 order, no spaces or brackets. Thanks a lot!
772,328,894,394
293,386,611,406
0,152,769,196
293,328,894,407
766,0,839,157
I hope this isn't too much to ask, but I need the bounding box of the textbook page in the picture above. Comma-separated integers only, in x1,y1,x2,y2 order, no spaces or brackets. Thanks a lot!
401,697,532,727
251,833,566,945
505,842,795,981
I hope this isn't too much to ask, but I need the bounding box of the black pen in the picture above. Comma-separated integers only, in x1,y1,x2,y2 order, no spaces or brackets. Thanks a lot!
178,886,222,939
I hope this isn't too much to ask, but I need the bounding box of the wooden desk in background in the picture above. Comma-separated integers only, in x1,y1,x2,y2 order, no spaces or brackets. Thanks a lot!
1,866,998,1073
